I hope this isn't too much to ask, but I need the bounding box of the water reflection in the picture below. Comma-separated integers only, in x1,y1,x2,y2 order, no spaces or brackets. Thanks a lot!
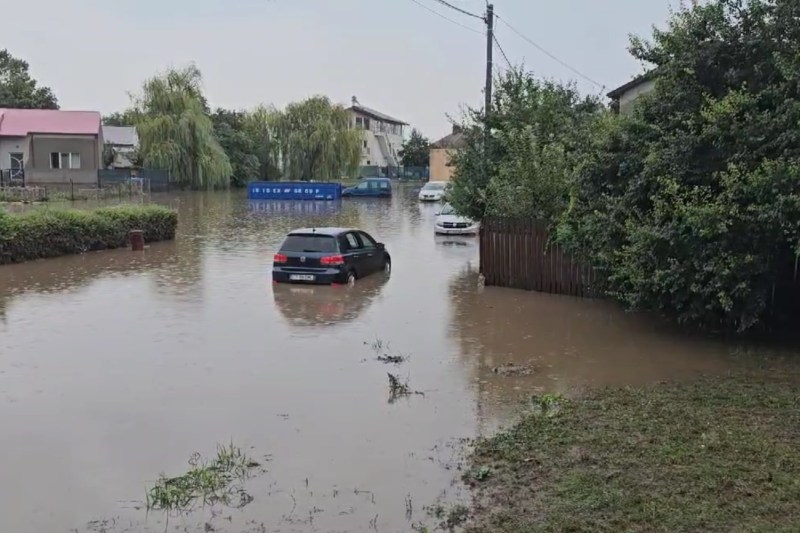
0,243,178,318
272,275,388,329
249,199,343,217
434,234,478,248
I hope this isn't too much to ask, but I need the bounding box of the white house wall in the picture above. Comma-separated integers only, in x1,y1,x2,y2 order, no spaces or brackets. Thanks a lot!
360,131,403,167
0,136,29,170
619,80,656,114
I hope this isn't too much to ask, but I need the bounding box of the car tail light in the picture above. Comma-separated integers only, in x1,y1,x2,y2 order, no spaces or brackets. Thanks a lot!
320,254,345,266
273,253,288,264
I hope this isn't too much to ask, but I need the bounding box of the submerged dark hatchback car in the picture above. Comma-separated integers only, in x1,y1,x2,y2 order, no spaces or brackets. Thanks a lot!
272,227,391,285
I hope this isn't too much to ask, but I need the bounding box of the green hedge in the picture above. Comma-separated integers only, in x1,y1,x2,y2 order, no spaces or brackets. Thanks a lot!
0,205,178,265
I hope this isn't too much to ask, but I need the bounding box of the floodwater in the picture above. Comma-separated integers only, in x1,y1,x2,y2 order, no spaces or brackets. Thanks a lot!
0,188,789,532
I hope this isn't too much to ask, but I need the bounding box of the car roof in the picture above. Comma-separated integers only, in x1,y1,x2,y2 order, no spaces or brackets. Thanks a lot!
287,227,358,237
364,177,391,181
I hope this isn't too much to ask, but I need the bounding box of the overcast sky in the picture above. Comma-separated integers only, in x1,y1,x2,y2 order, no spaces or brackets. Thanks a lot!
4,0,675,139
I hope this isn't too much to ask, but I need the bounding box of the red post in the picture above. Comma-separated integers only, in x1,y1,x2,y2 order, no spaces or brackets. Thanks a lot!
129,230,145,251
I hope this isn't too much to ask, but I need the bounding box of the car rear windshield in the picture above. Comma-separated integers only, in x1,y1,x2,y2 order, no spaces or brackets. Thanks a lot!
281,234,339,253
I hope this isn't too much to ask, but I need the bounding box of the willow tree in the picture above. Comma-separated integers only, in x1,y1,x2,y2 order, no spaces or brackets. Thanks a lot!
273,96,361,181
135,65,231,189
243,105,282,181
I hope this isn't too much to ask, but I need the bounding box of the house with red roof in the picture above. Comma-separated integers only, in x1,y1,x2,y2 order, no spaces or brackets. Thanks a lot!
0,108,103,187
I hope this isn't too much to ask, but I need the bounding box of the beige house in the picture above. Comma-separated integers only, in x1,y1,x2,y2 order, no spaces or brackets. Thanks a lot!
429,125,466,182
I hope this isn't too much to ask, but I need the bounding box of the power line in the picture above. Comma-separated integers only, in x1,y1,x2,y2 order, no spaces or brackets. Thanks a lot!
431,0,484,20
493,34,512,69
408,0,484,34
495,14,605,89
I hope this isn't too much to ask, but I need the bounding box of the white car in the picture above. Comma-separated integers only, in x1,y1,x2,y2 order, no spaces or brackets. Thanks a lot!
434,203,480,235
418,181,448,202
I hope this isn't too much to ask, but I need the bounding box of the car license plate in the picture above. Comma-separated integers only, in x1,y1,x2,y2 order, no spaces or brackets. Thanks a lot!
290,274,315,281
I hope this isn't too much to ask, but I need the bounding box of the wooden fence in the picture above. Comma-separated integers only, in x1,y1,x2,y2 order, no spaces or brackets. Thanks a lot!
479,218,595,297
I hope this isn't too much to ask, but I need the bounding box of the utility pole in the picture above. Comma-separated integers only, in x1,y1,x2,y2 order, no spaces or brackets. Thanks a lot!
484,4,494,121
479,4,494,278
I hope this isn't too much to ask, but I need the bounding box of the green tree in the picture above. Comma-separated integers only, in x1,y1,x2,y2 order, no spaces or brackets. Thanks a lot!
243,105,282,182
560,0,800,331
399,128,430,167
103,110,141,126
134,65,231,189
210,108,261,187
0,49,58,109
273,96,361,181
449,67,604,222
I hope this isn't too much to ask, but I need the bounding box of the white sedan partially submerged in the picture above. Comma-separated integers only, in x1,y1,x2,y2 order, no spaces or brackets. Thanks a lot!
418,181,448,202
434,203,480,235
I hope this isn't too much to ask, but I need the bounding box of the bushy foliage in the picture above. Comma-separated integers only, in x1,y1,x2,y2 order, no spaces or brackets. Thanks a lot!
449,68,605,223
560,0,800,331
399,128,430,167
211,108,263,187
0,49,58,109
0,205,177,264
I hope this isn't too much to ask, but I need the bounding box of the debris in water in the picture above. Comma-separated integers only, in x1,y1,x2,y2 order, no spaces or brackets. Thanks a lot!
377,353,407,364
492,362,534,376
387,373,425,403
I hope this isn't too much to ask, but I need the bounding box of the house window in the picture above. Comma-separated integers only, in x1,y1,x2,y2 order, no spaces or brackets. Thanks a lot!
50,152,81,169
355,117,363,129
363,118,371,131
363,140,367,148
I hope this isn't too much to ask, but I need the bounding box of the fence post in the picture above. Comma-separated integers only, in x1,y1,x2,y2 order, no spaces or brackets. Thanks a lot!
70,180,74,201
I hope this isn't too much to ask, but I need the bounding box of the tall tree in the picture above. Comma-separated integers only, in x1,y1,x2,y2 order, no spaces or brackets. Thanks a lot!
273,96,362,181
134,65,231,189
211,108,260,187
103,110,141,126
0,49,58,109
399,129,430,167
449,67,604,222
243,105,282,182
560,0,800,331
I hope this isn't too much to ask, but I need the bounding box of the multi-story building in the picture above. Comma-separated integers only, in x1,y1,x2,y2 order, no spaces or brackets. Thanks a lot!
347,97,407,168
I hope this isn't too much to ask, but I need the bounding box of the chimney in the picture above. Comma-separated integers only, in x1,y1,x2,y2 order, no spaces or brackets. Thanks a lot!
452,124,463,135
351,96,359,106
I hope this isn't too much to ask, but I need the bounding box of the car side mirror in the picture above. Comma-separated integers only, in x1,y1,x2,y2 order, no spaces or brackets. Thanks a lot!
434,212,441,216
377,242,385,250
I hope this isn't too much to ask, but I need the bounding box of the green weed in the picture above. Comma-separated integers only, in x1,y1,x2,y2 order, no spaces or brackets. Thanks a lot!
146,442,261,512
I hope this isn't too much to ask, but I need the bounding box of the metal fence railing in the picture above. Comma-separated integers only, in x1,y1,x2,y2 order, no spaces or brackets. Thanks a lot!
0,169,25,187
358,166,429,180
98,168,170,192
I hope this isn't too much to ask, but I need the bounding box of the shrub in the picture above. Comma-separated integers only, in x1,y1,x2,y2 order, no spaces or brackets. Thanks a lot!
0,205,177,264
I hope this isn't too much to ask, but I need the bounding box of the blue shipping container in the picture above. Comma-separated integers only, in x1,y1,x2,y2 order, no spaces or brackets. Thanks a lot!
248,181,342,201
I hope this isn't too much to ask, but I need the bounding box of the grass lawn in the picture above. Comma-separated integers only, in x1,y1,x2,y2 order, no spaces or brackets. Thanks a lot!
463,366,800,532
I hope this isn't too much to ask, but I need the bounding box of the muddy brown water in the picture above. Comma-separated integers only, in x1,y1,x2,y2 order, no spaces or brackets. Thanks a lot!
0,189,791,532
